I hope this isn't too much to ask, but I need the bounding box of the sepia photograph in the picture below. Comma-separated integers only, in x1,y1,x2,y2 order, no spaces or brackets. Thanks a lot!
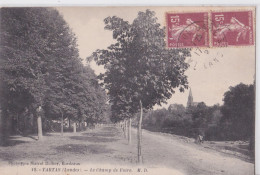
0,6,256,175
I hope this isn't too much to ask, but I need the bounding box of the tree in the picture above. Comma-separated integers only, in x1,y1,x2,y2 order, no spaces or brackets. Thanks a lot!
168,104,186,114
168,103,186,122
0,8,107,142
0,8,108,145
0,8,55,141
44,61,108,134
89,10,190,163
221,83,255,143
189,102,210,137
191,103,209,128
207,104,222,126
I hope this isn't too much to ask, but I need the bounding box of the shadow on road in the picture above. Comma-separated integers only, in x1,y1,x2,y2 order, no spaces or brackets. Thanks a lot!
0,139,29,147
70,136,118,143
0,152,26,161
101,127,118,132
55,144,114,154
82,132,116,137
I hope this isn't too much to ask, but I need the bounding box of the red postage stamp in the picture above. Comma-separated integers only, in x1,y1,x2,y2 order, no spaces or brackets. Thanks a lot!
211,11,254,47
166,12,209,48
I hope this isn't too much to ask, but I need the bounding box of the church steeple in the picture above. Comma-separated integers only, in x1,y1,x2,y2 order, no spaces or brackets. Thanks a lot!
187,88,193,108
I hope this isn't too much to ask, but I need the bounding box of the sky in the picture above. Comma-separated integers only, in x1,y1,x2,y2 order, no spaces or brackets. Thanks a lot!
56,7,255,109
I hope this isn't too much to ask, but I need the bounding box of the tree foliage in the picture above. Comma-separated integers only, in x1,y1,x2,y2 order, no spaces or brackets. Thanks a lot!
0,8,107,136
0,8,52,119
89,10,190,120
190,102,210,129
221,83,255,140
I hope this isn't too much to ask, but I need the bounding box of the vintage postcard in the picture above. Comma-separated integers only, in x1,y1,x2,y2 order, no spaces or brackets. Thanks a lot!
0,6,256,175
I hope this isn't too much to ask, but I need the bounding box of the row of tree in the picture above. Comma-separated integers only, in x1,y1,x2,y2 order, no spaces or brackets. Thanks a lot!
0,8,108,145
141,83,255,149
89,10,191,163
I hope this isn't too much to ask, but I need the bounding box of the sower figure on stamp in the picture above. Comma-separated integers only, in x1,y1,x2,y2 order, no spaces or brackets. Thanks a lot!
169,18,204,43
213,17,251,42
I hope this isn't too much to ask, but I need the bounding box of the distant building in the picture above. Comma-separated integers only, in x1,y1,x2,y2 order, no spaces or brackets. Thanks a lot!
187,88,200,108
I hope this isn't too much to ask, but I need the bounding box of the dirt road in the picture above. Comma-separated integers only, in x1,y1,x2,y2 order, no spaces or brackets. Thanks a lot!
0,125,254,175
137,129,254,175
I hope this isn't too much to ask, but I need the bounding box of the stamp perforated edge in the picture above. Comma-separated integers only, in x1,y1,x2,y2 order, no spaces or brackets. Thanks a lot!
164,7,256,49
210,9,256,48
165,11,210,49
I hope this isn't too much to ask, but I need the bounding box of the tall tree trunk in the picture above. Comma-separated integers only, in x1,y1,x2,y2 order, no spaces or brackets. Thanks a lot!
61,112,64,136
128,118,132,144
79,121,81,131
137,100,143,163
124,119,127,138
23,114,27,133
0,110,7,146
16,113,19,134
122,121,125,137
73,122,76,133
37,115,43,141
11,115,15,134
37,106,43,141
68,118,71,129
